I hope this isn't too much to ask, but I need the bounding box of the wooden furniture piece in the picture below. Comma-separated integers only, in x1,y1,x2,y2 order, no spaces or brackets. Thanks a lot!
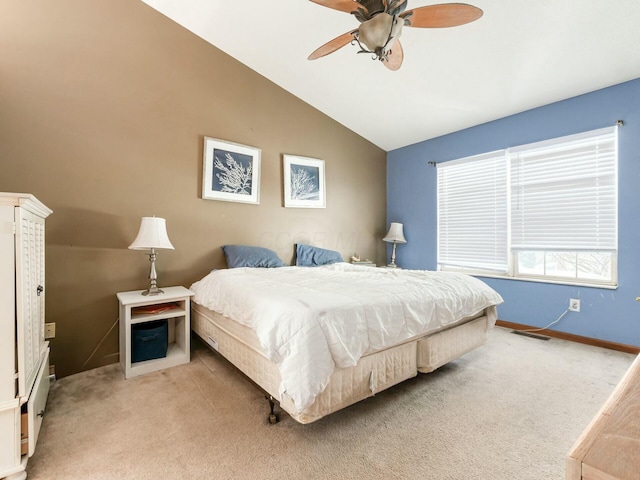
566,353,640,479
0,193,52,480
117,286,194,379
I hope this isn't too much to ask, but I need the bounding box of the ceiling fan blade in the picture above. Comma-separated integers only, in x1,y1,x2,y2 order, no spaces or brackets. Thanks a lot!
401,3,483,28
383,40,403,71
309,0,364,14
308,30,357,60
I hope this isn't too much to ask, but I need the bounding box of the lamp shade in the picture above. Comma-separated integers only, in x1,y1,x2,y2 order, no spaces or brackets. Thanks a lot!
383,222,407,244
128,217,174,250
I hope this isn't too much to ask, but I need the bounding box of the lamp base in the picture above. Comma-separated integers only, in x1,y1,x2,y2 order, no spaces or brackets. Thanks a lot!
142,249,164,296
387,243,400,269
142,287,164,296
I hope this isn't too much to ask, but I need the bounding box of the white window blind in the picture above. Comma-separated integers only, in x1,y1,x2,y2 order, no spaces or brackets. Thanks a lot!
436,126,618,286
510,126,617,252
437,151,508,273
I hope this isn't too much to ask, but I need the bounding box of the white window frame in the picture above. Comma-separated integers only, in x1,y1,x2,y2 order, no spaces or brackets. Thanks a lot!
437,126,618,288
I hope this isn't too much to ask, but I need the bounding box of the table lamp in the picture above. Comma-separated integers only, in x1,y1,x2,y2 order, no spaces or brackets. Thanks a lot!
383,222,406,268
129,216,174,295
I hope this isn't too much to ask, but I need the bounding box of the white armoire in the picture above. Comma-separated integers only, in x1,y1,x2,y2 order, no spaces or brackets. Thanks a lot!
0,193,52,480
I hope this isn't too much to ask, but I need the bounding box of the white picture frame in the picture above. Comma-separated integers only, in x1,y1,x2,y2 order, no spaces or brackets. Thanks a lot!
202,137,261,204
283,155,326,208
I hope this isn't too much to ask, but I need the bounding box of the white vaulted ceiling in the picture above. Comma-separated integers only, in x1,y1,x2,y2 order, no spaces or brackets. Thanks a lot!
141,0,640,151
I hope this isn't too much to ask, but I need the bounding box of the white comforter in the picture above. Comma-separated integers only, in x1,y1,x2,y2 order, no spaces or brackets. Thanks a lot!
190,263,503,412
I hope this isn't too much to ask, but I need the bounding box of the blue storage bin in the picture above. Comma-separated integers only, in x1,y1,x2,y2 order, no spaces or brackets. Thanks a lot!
131,320,168,363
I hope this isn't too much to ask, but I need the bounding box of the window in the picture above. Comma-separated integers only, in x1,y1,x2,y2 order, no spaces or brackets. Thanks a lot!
437,126,618,286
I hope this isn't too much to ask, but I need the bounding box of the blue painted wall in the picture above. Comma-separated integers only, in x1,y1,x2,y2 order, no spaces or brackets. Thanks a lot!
387,78,640,347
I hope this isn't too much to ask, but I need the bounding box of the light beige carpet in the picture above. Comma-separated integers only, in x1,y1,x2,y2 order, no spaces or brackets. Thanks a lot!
26,327,634,480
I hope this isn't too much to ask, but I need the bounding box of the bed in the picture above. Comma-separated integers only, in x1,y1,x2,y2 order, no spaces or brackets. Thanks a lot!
190,261,503,424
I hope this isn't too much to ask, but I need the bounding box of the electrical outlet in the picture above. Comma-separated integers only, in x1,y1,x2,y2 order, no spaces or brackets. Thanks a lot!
569,298,581,312
44,322,56,339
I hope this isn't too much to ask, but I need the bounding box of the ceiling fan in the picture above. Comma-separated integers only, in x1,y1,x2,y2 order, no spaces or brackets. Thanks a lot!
308,0,483,71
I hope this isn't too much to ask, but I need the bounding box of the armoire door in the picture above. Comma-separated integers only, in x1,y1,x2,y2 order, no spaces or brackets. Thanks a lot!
15,207,46,399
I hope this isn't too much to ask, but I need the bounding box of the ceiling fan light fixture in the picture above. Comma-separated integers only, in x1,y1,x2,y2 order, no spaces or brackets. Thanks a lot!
357,13,404,60
308,1,483,70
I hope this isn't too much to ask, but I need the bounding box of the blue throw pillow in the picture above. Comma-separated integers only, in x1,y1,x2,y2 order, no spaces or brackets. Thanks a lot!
296,244,343,267
222,245,285,268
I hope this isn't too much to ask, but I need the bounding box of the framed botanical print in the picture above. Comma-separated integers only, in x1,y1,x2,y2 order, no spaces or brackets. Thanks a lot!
283,155,326,208
202,137,261,204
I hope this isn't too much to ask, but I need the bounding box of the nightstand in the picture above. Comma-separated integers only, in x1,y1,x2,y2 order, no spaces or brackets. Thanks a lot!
117,286,194,379
351,261,376,267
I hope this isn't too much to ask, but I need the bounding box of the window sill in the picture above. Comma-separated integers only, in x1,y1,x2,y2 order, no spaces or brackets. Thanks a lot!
473,272,618,290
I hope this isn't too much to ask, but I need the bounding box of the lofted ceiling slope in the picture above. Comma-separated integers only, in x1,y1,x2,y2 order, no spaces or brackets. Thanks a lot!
141,0,640,151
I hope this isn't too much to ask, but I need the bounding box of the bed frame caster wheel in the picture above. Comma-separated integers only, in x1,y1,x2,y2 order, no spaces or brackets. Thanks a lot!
266,395,279,424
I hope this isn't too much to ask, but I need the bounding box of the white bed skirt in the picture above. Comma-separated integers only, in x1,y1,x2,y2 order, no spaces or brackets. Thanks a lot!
191,303,497,424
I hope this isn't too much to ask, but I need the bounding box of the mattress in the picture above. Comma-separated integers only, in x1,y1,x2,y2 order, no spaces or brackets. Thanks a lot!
192,302,497,423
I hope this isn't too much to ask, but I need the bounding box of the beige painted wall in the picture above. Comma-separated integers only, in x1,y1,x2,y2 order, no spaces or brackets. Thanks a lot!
0,1,386,377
